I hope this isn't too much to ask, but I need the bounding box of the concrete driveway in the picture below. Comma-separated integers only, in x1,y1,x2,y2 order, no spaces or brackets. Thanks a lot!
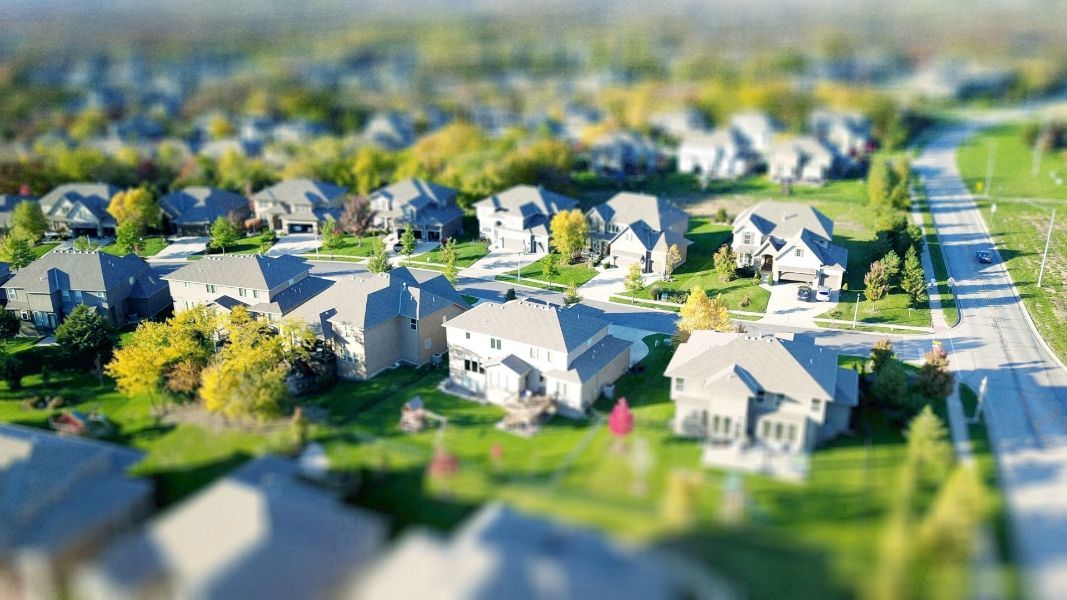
463,248,545,281
758,282,837,327
267,233,320,257
578,267,658,303
148,237,209,262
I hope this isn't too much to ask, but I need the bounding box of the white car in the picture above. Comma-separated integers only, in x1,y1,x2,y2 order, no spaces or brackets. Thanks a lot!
815,286,831,302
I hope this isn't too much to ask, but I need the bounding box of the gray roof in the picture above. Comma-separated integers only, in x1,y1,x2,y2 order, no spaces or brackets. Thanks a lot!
2,250,153,294
546,335,631,383
475,185,578,219
38,183,119,228
0,424,151,560
444,300,609,354
247,275,333,316
0,195,39,229
251,179,347,207
665,331,843,402
371,178,463,228
351,502,674,600
159,187,248,226
290,267,466,330
161,254,310,291
611,220,691,253
589,192,688,233
794,229,848,270
735,201,834,242
486,354,534,376
77,456,386,600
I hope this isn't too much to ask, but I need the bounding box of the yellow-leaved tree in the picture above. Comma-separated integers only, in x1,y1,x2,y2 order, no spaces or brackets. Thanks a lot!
550,209,589,261
677,286,732,339
108,187,160,231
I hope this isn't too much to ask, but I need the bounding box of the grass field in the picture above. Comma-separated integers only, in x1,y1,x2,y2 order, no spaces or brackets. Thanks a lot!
495,254,598,288
317,234,382,258
33,242,59,258
101,236,168,257
957,122,1067,361
412,238,489,267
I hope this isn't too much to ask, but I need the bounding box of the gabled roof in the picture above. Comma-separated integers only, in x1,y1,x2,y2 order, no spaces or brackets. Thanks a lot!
545,335,631,383
1,250,151,294
610,220,691,253
678,128,742,153
665,331,841,401
444,300,608,354
588,192,688,234
734,201,834,243
370,178,457,210
159,187,248,226
247,275,332,316
290,267,467,330
251,179,347,207
474,185,578,219
780,229,848,270
38,183,119,227
161,254,310,291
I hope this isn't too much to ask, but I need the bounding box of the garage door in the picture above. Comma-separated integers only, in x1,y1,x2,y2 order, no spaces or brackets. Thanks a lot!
778,271,815,284
288,223,313,234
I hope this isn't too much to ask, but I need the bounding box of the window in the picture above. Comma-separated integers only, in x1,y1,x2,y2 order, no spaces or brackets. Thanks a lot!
184,281,189,288
8,289,16,300
742,232,753,245
128,276,135,286
206,284,217,293
774,422,783,440
794,248,804,257
529,347,539,359
490,338,502,350
410,318,418,331
239,288,248,297
545,352,552,362
61,290,70,301
675,378,685,392
787,424,797,443
465,332,471,340
812,399,822,412
252,290,260,299
463,358,483,373
73,291,82,302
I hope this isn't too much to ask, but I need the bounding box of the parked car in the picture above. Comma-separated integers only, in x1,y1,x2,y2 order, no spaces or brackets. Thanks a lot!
976,250,993,264
796,285,812,301
815,286,831,302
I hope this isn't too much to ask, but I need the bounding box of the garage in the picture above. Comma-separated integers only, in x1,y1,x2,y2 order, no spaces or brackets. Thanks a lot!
287,223,314,234
776,271,816,285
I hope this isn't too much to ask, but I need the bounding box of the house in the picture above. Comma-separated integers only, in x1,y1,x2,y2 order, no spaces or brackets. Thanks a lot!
589,131,659,177
650,107,709,139
1,250,171,334
162,254,330,321
808,109,872,162
75,456,386,600
677,128,756,181
474,185,578,253
0,424,153,600
368,178,463,242
290,268,468,380
729,111,780,157
731,201,847,290
444,300,631,417
351,503,680,600
159,187,250,236
0,192,39,232
665,330,858,461
38,183,119,238
767,137,837,185
251,179,348,234
587,192,691,274
363,111,417,150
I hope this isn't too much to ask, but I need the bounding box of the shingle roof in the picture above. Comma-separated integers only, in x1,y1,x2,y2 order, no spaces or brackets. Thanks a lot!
38,183,119,227
159,187,248,226
545,335,631,383
444,300,608,354
589,192,688,233
665,331,841,401
474,185,578,219
251,179,347,207
371,178,463,228
610,220,691,253
290,267,467,330
1,250,151,294
161,254,310,291
735,201,834,242
247,275,333,316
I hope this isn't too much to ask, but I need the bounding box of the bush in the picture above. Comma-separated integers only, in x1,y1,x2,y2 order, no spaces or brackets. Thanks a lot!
54,305,118,368
21,396,41,410
47,396,66,410
0,351,23,391
0,310,20,337
715,207,729,223
740,294,751,308
649,283,662,301
504,288,517,301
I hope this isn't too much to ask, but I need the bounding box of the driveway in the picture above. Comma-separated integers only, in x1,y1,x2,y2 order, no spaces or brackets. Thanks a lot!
758,282,837,327
578,267,658,303
463,248,545,281
267,233,320,257
148,237,209,262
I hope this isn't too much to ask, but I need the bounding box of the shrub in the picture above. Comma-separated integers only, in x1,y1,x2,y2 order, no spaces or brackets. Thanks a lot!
47,396,66,410
0,310,20,337
740,294,751,308
0,351,23,391
649,283,662,301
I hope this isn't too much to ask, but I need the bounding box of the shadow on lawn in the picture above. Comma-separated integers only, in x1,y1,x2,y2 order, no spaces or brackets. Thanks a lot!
351,465,480,534
142,451,253,507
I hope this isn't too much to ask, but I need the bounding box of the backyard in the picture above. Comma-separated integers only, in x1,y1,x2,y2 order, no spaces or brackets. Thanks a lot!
957,122,1067,361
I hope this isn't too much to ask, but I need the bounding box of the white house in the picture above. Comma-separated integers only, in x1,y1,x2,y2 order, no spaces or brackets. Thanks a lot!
586,192,692,274
474,185,578,253
729,111,780,157
677,128,755,180
767,136,837,186
731,201,847,290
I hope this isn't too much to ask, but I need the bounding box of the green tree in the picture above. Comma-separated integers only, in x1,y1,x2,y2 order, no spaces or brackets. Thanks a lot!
399,227,417,256
864,260,889,306
55,304,117,367
901,247,927,306
563,281,581,305
868,338,896,374
320,219,343,252
114,220,142,255
917,344,954,401
663,243,682,281
0,350,23,391
73,235,99,252
623,262,644,303
0,236,36,270
905,405,954,485
881,250,901,287
10,201,47,242
867,156,894,208
210,215,239,252
69,108,107,141
550,209,589,260
541,253,560,281
351,147,393,195
0,309,20,337
108,188,160,231
367,239,392,273
440,238,459,284
200,309,289,421
872,360,909,407
713,244,736,282
677,286,731,337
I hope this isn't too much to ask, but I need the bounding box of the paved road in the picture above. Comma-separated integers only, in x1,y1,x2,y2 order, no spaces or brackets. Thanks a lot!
916,123,1067,600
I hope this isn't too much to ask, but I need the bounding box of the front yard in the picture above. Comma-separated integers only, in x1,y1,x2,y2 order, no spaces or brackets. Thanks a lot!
101,236,168,257
494,253,598,288
412,238,489,267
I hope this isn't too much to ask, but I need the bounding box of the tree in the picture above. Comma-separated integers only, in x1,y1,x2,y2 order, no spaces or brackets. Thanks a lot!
663,243,682,281
901,247,927,306
0,350,23,391
563,281,582,305
114,220,142,255
917,344,954,401
867,155,894,208
549,209,589,260
541,253,560,281
210,215,239,252
339,195,376,243
872,360,909,408
0,236,36,270
73,235,99,252
0,310,19,337
713,244,736,282
55,304,117,367
623,263,644,303
10,201,47,242
864,260,889,306
905,406,954,485
869,338,896,374
351,147,393,195
108,188,159,231
677,286,731,336
440,238,459,284
367,239,392,273
320,219,344,252
200,308,290,421
399,227,417,256
504,288,517,301
608,397,634,438
881,250,901,287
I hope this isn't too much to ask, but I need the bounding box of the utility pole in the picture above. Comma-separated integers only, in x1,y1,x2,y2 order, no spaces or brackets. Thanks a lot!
984,140,996,198
852,291,860,330
1037,209,1056,289
1032,118,1046,177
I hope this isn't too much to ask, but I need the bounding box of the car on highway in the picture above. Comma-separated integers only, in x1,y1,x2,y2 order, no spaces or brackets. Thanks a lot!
796,285,812,301
815,286,831,302
976,250,993,264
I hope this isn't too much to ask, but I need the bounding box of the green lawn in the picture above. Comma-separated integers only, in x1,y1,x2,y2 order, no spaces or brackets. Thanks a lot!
33,242,59,258
957,122,1067,361
315,234,382,258
101,236,168,257
413,239,489,267
914,182,959,326
194,233,272,258
495,254,598,288
629,217,770,312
